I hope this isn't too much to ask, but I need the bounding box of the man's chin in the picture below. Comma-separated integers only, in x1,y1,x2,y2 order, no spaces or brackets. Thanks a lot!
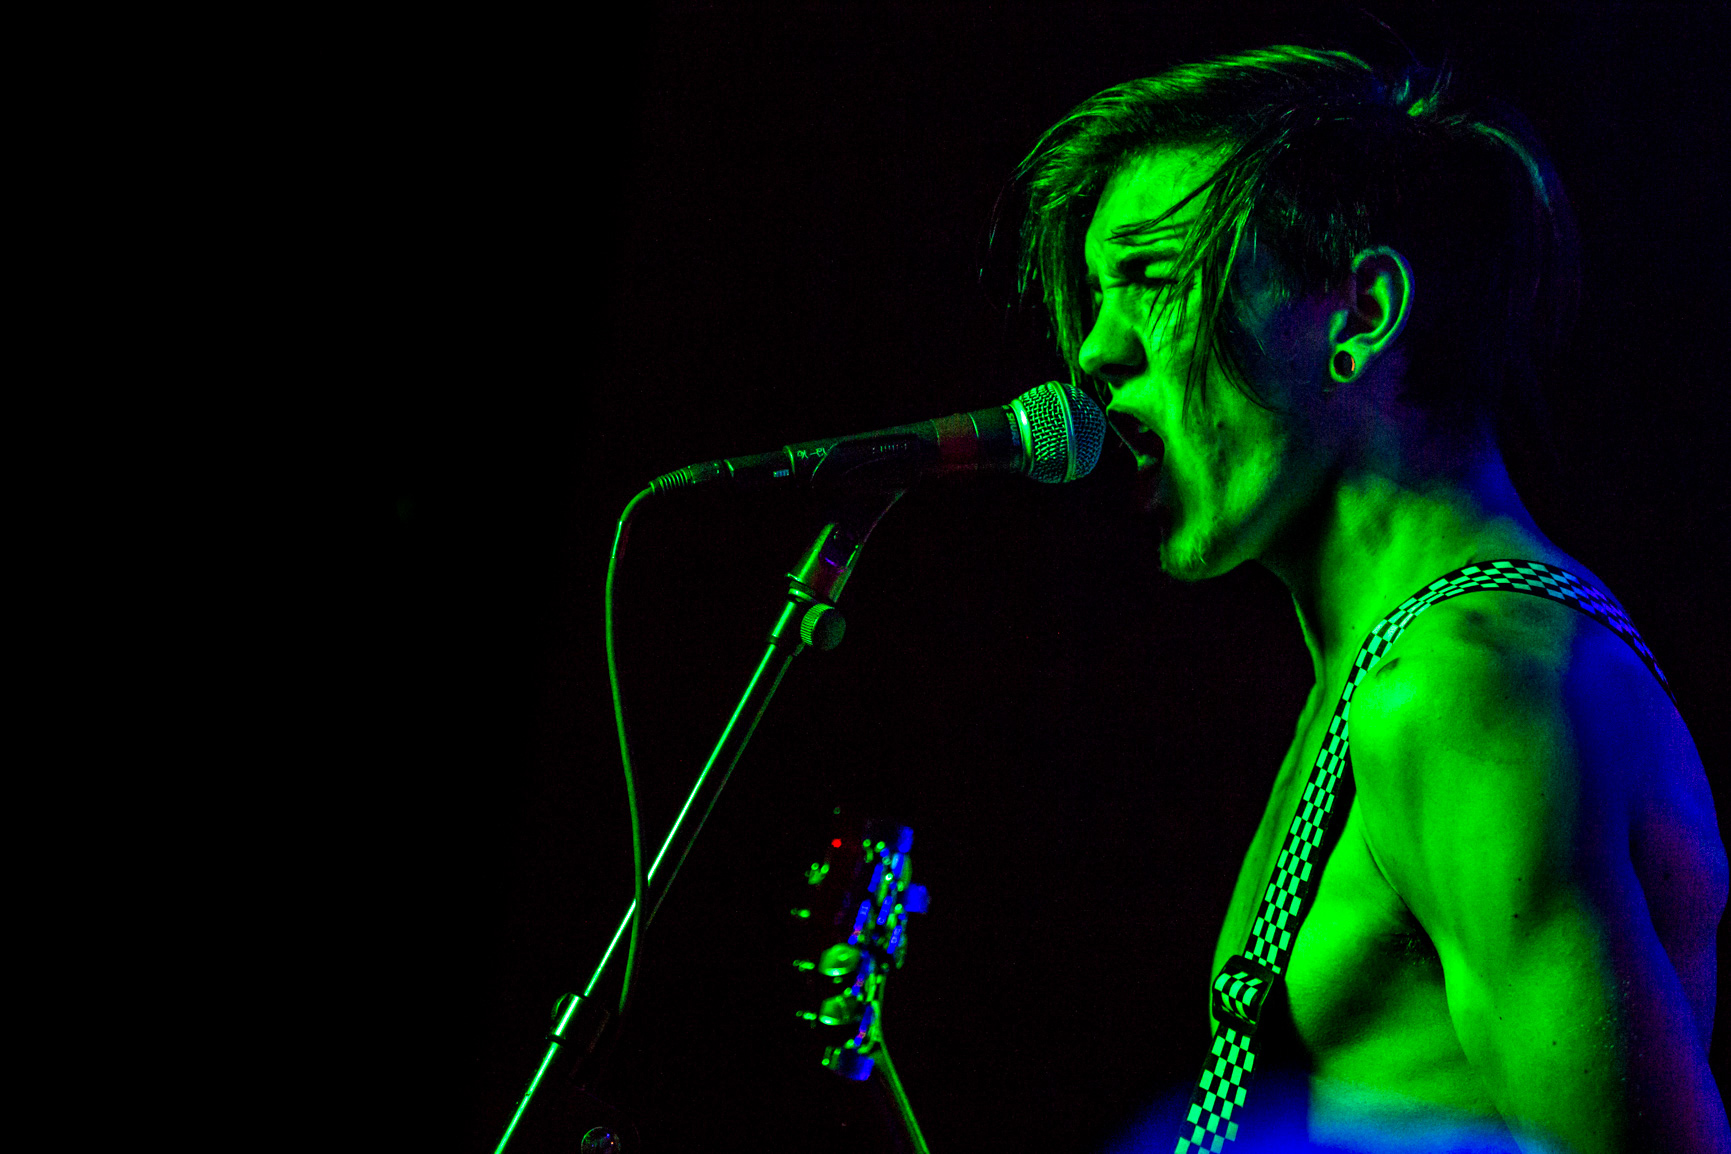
1159,524,1234,582
1158,535,1214,583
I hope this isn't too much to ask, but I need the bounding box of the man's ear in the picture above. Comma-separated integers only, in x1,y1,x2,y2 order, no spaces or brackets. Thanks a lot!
1328,246,1414,370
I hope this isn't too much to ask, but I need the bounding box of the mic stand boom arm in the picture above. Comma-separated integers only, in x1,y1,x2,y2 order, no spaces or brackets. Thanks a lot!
495,486,907,1153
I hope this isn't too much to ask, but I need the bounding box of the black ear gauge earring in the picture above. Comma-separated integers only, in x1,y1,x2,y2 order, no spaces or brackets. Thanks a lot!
1327,348,1357,390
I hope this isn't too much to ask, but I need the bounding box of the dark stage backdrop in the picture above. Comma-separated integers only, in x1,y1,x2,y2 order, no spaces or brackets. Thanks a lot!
362,3,1728,1151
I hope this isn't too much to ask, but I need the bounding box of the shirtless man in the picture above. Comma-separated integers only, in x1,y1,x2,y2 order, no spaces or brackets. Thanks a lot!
1017,47,1728,1152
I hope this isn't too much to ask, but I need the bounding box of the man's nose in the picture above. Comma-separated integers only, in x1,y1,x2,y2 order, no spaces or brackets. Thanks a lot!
1089,309,1163,458
1077,294,1146,386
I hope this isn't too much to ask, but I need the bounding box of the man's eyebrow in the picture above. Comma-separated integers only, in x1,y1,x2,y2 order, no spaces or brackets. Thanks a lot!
1106,219,1186,245
1085,220,1186,284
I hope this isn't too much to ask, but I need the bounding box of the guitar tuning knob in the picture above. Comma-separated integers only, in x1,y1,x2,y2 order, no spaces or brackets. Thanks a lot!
818,942,862,979
818,993,864,1027
823,1048,875,1081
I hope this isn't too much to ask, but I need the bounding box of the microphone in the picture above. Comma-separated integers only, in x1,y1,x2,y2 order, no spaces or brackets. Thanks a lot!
649,381,1107,495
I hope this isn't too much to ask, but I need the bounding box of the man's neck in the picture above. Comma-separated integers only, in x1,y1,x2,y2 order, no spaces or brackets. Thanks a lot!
1259,442,1550,693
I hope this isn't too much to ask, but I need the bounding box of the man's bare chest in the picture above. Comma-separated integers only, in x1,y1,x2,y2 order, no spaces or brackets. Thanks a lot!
1210,712,1460,1074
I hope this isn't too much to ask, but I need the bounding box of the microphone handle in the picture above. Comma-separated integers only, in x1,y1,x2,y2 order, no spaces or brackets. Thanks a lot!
650,405,1025,494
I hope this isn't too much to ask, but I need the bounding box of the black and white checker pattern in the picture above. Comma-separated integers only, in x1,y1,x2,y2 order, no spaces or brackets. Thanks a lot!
1362,561,1671,703
1211,959,1273,1031
1174,559,1669,1153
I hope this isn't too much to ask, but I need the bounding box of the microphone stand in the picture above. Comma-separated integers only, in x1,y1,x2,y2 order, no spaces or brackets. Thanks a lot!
495,485,907,1152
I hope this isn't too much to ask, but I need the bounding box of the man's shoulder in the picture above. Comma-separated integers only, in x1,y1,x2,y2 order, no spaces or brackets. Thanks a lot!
1351,586,1581,745
1338,579,1654,943
1357,577,1668,795
1344,574,1675,834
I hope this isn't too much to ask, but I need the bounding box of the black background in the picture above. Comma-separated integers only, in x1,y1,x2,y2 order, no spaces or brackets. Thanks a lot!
359,3,1728,1150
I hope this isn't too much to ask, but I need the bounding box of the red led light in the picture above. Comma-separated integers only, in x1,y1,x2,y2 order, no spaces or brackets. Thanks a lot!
831,838,842,848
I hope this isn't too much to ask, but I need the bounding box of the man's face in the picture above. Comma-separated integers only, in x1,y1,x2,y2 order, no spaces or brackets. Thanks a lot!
1080,147,1330,580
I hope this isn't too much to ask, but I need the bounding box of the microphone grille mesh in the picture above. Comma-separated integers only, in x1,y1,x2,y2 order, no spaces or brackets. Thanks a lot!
1014,381,1107,483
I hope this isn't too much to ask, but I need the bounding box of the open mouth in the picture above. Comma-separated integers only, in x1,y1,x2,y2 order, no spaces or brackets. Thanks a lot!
1136,456,1167,517
1106,410,1167,517
1126,437,1166,515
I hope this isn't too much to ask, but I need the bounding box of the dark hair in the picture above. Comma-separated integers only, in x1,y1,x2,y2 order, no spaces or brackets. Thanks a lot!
1016,46,1579,434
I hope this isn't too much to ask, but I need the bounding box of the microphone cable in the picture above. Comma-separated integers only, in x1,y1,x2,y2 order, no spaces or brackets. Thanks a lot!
605,487,652,1018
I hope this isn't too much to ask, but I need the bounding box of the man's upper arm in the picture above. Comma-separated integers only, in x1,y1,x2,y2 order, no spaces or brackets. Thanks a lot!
1348,606,1724,1152
1350,614,1594,974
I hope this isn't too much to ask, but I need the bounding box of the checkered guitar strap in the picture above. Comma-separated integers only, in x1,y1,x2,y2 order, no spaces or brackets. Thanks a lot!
1174,559,1671,1154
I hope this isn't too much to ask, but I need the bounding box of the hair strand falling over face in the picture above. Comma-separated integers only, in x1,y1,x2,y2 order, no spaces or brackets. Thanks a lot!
1011,45,1579,449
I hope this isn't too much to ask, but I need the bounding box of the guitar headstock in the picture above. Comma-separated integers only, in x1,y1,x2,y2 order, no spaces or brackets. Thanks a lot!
791,811,930,1080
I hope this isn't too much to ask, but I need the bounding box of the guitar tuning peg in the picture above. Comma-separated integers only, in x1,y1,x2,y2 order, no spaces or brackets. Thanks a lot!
817,942,862,979
818,993,863,1027
822,1048,875,1082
